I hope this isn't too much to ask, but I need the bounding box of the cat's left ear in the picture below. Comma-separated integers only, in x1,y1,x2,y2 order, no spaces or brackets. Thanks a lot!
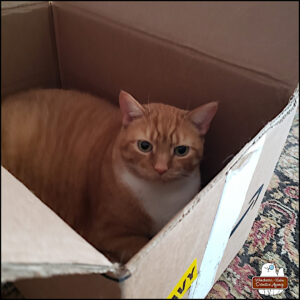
119,90,145,127
187,102,218,135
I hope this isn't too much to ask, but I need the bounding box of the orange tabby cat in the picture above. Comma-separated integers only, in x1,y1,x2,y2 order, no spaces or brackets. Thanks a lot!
1,89,217,263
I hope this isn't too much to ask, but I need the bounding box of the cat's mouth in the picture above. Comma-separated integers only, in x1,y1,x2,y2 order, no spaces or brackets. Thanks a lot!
158,172,188,182
144,168,187,182
126,163,191,182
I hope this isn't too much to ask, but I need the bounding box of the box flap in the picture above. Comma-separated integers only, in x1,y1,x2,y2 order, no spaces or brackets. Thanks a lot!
190,134,266,298
54,1,298,89
213,85,299,282
1,167,116,282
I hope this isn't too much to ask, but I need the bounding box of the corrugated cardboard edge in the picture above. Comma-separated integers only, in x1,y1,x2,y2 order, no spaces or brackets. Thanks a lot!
1,165,131,283
1,262,120,283
126,84,299,273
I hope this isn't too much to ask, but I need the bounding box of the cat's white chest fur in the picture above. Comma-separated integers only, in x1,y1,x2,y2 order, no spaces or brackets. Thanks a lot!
119,168,201,234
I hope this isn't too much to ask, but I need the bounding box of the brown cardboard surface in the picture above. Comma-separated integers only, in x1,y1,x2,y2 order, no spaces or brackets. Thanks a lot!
57,1,298,89
1,1,60,97
15,273,121,299
51,2,296,186
1,1,299,298
1,167,114,282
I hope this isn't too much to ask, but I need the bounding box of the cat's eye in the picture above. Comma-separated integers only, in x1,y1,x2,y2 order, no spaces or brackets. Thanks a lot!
174,145,189,157
137,140,153,152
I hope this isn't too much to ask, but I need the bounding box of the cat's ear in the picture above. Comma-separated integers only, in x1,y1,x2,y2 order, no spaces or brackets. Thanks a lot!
187,102,218,135
119,90,145,126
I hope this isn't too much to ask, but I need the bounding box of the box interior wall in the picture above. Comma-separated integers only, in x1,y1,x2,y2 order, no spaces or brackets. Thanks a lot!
1,1,298,298
2,2,298,185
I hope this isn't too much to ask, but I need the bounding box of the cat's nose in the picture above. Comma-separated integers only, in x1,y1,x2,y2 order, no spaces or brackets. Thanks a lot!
154,163,168,175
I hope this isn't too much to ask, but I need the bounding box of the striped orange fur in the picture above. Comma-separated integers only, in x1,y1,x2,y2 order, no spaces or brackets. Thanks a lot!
1,89,217,262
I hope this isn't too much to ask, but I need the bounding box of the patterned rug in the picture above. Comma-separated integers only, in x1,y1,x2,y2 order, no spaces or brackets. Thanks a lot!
206,109,299,299
1,110,299,299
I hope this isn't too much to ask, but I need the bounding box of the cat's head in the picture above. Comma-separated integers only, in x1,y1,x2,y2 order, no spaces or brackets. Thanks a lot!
117,91,218,182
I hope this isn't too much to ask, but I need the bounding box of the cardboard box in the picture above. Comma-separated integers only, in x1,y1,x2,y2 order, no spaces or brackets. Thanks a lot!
1,1,298,298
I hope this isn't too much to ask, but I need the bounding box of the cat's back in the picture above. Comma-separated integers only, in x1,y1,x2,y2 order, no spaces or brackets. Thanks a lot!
1,89,120,204
2,88,118,128
2,88,119,150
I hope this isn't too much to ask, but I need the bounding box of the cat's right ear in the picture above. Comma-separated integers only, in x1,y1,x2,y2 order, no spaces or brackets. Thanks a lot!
119,90,145,127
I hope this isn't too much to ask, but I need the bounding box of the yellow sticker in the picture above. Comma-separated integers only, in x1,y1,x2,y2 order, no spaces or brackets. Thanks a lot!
167,258,197,299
